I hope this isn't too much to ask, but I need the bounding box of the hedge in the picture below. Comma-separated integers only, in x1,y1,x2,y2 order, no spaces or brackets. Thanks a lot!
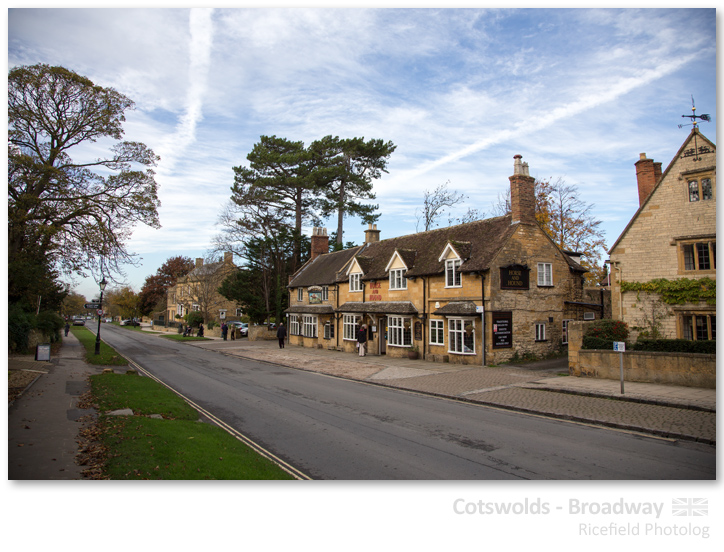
632,339,716,354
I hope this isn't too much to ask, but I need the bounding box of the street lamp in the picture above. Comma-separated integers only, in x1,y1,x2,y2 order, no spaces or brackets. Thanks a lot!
94,277,107,355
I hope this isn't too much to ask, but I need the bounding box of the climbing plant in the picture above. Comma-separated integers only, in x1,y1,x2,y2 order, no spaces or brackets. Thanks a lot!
620,278,715,305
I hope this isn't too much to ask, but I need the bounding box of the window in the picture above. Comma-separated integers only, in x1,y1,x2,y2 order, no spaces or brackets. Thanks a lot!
350,273,362,292
389,268,407,290
302,315,318,338
324,321,334,340
297,288,303,302
535,323,546,342
449,319,475,354
388,316,412,347
192,303,199,311
583,312,595,321
289,315,300,336
236,308,243,317
429,319,445,346
680,241,716,272
562,319,573,345
688,177,714,202
446,259,462,287
176,304,184,317
322,286,329,301
343,314,361,340
537,263,553,286
681,314,715,341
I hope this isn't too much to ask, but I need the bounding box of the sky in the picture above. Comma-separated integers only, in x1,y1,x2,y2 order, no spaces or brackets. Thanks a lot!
6,6,717,302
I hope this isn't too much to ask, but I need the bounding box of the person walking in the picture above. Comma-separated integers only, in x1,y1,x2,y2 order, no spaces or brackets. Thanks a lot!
64,321,70,337
221,322,228,341
276,323,287,349
357,324,367,356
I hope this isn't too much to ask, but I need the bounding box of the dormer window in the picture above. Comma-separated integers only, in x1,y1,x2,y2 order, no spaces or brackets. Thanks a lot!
446,259,462,287
350,273,362,292
389,268,407,290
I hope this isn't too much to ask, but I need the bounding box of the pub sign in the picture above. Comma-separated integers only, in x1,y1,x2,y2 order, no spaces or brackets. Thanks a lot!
500,264,529,290
492,311,513,349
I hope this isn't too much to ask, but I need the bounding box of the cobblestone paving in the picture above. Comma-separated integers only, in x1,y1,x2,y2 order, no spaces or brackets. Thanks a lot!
460,388,716,443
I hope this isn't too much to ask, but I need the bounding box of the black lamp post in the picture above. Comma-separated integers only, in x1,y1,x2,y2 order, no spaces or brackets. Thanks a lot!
94,277,107,355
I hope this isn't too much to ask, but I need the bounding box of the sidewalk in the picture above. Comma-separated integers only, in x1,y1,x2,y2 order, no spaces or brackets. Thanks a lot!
8,332,100,480
191,337,717,444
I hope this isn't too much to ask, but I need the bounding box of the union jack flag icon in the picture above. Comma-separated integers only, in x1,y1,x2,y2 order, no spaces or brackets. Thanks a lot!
672,498,708,516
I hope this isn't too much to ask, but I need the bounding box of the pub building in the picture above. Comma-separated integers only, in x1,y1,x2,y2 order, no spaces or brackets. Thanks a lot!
286,155,590,365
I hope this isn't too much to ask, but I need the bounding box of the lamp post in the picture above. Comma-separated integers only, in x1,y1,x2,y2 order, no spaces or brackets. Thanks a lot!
94,277,107,355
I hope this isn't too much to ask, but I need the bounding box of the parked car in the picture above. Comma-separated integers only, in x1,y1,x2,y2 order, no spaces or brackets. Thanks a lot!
72,317,85,326
120,319,141,326
228,321,248,336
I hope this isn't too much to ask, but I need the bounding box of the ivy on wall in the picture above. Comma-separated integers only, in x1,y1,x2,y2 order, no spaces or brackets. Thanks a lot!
620,277,716,305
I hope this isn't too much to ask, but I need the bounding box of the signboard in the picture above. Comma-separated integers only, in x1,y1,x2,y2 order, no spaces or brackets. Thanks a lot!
308,291,322,304
414,321,422,341
492,311,513,349
613,342,626,352
35,343,51,361
84,302,101,309
476,306,484,314
500,265,529,290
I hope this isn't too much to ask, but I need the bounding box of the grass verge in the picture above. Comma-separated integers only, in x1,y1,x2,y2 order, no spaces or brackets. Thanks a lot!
89,372,295,480
70,325,128,366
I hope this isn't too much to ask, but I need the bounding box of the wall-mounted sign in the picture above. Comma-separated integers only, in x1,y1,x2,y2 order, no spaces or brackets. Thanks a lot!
414,321,422,341
309,291,322,304
492,311,513,349
500,265,529,290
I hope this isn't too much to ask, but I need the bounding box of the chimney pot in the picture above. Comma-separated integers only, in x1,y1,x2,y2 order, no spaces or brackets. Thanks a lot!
509,155,536,225
635,154,657,206
310,227,329,260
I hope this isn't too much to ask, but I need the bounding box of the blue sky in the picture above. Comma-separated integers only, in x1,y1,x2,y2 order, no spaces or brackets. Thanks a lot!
7,7,717,300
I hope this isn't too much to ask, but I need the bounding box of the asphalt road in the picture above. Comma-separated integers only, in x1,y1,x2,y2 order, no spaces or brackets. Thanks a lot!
94,324,716,480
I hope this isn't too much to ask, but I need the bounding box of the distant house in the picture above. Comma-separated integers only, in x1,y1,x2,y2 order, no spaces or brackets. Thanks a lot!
286,155,590,365
165,252,240,326
608,128,716,341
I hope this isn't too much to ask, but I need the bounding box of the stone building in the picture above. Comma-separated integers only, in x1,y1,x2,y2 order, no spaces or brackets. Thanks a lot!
165,252,240,327
286,155,589,365
608,128,716,341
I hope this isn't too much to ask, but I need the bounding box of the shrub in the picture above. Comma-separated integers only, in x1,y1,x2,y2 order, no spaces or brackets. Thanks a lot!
582,336,617,350
584,319,629,342
9,305,35,353
632,339,716,354
36,310,64,343
185,311,204,328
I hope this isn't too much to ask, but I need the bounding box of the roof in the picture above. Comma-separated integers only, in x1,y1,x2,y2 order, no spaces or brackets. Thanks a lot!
433,301,480,316
285,305,335,315
337,301,418,315
609,128,717,253
288,245,363,288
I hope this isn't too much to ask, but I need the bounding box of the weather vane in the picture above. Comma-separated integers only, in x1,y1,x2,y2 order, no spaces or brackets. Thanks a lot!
679,96,710,129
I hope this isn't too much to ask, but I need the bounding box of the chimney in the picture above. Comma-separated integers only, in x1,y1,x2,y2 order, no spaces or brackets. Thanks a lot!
310,227,329,260
509,154,536,225
635,153,657,206
364,223,381,243
224,251,233,264
195,258,203,268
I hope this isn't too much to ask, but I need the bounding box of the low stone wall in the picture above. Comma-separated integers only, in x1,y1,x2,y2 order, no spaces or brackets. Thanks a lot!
249,326,278,341
568,321,715,389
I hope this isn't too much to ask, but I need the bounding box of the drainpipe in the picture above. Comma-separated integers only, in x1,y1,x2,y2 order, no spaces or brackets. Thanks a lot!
422,275,427,360
480,271,486,367
335,283,340,350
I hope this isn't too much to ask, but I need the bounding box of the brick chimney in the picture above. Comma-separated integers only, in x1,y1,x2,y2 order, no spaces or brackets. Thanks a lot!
509,155,536,225
364,223,380,243
224,251,233,264
310,227,329,260
195,258,203,268
635,153,659,206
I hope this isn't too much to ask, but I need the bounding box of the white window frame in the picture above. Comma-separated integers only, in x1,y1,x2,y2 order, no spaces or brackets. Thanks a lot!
445,259,462,288
192,303,199,312
537,263,553,287
389,268,407,290
297,288,304,302
324,321,334,340
302,315,318,338
322,286,329,301
448,318,475,355
388,316,412,347
176,304,184,317
343,314,361,341
429,319,445,346
535,323,546,342
562,319,573,345
349,273,362,292
289,315,300,336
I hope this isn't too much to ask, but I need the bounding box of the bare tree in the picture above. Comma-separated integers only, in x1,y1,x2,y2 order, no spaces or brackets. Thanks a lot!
415,181,468,232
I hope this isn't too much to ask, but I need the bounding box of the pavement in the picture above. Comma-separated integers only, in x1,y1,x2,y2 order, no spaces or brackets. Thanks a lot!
6,327,717,480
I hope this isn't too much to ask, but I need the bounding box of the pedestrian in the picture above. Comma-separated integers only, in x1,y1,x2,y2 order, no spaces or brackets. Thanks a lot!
221,322,228,341
64,321,70,337
276,322,287,349
357,324,367,356
197,323,204,338
230,326,236,340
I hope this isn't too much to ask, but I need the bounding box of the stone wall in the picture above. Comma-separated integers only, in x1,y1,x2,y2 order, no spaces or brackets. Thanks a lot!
249,325,278,341
567,321,715,388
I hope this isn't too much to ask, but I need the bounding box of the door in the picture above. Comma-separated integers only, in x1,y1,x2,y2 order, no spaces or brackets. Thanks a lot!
379,317,387,355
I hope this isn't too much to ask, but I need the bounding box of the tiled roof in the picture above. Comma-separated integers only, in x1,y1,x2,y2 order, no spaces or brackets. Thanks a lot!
337,301,418,314
288,245,363,287
433,301,480,316
285,305,335,314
